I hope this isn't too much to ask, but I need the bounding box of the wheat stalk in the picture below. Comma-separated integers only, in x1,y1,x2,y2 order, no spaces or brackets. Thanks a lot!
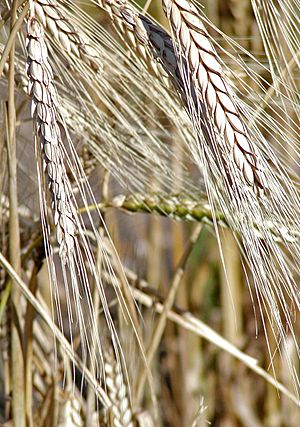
162,0,265,191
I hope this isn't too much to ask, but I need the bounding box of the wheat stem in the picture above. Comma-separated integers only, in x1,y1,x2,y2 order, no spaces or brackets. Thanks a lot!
7,1,26,424
0,3,29,77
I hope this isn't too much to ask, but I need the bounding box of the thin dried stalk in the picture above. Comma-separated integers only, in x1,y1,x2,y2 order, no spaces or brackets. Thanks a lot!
136,224,202,403
0,3,29,77
0,282,11,421
162,0,265,191
130,287,300,408
99,265,300,408
7,1,25,425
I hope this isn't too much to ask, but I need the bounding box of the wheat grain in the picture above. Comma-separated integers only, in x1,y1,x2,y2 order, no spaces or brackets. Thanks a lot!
58,389,84,427
162,0,265,191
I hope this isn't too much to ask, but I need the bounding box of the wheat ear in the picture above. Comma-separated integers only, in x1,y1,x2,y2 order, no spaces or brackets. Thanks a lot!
162,0,265,191
26,15,77,262
104,351,134,427
33,0,100,71
26,14,127,387
97,0,181,88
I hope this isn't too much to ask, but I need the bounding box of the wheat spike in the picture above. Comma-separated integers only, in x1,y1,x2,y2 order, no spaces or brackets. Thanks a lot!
33,0,100,71
109,193,300,243
26,15,77,263
97,0,180,89
162,0,266,191
104,351,134,427
98,0,265,191
58,390,84,427
159,0,300,396
25,9,125,381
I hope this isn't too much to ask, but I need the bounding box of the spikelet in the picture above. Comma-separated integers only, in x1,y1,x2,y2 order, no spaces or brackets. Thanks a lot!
58,390,84,427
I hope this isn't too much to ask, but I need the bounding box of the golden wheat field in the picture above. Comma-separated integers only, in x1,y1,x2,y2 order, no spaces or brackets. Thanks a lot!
0,0,300,426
